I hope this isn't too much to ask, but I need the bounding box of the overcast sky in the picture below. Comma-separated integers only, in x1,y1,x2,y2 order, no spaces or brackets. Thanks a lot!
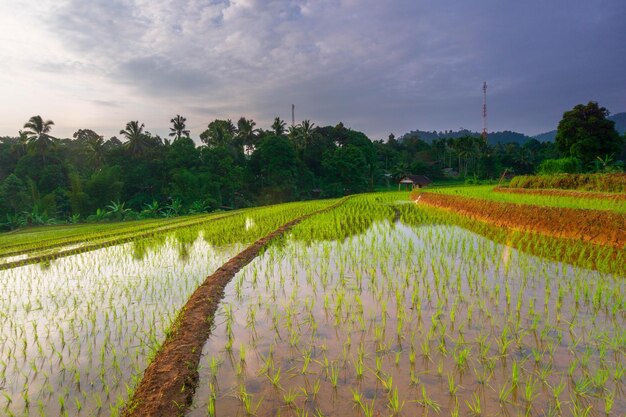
0,0,624,140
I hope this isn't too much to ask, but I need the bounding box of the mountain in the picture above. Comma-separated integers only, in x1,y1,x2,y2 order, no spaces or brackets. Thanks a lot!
610,112,626,134
532,111,626,142
400,129,536,145
533,130,556,142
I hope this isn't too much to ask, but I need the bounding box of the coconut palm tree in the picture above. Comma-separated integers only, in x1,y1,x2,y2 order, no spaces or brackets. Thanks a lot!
287,125,301,148
86,135,107,169
271,117,286,136
10,130,29,159
119,121,148,158
236,117,258,154
169,115,190,140
73,129,106,169
23,115,55,163
299,120,316,148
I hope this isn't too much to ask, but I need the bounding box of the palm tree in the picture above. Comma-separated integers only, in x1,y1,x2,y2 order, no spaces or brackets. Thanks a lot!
169,115,190,140
271,117,286,136
236,117,258,154
299,120,316,148
287,125,301,148
86,135,106,169
73,129,106,169
120,121,148,158
23,115,55,163
11,130,29,159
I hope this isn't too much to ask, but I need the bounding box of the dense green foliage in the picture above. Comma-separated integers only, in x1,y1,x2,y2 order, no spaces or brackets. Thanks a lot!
556,101,624,166
537,157,582,174
1,102,624,230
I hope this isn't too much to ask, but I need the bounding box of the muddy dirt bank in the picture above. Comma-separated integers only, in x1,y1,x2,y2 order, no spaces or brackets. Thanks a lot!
122,199,347,417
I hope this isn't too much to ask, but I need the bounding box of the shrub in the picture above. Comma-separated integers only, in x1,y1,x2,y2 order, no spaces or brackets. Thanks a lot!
537,157,581,175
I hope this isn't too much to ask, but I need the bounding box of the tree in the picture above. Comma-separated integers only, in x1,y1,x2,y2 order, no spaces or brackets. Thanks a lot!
323,145,369,195
11,130,30,159
271,117,286,137
120,121,149,158
73,129,106,170
169,115,190,140
23,115,55,164
556,102,623,166
236,117,258,154
288,120,316,152
84,166,124,212
0,174,31,215
250,135,298,202
200,119,236,148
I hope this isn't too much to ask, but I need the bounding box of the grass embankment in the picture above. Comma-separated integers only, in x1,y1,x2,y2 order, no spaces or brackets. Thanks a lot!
493,186,626,201
507,172,626,192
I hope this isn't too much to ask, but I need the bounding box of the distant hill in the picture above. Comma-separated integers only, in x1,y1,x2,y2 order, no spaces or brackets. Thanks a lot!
533,111,626,142
400,112,626,146
533,130,556,142
610,112,626,134
400,129,536,145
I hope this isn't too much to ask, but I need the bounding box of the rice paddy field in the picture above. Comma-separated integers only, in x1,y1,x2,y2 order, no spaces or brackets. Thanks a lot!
1,190,624,417
425,184,626,213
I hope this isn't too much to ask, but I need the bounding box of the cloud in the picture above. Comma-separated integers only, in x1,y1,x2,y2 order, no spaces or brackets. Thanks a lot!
0,0,624,139
91,100,120,108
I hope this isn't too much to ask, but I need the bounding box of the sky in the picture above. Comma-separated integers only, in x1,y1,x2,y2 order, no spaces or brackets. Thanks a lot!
0,0,624,141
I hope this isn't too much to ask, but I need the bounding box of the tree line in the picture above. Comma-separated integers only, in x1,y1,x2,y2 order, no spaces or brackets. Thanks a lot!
0,101,623,229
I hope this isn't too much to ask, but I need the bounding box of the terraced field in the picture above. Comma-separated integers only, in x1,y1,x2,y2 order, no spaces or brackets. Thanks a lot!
1,190,623,417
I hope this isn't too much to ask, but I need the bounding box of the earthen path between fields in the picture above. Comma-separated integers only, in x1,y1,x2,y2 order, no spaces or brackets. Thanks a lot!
122,197,349,417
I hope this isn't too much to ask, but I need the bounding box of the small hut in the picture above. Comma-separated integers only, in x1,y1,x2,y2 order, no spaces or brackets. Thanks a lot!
398,174,432,190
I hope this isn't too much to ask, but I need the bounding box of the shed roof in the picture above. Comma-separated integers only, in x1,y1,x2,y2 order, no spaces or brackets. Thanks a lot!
400,175,432,186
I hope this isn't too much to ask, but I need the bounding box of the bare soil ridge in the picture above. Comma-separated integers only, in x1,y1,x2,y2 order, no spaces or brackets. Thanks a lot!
415,192,626,248
123,198,348,417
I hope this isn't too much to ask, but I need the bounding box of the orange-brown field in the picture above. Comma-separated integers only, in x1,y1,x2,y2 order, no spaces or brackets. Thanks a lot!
414,192,626,248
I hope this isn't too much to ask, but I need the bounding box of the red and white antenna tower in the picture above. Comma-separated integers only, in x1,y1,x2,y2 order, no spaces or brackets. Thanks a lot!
482,81,488,143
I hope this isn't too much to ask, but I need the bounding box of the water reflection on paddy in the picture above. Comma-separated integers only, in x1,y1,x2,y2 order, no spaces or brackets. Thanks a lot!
190,221,624,417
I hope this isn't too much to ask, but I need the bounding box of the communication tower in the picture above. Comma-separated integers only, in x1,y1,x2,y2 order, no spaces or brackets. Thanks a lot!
482,82,488,143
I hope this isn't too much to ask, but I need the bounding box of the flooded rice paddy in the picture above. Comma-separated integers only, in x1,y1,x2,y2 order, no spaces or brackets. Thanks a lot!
1,196,624,417
0,234,244,416
189,220,624,417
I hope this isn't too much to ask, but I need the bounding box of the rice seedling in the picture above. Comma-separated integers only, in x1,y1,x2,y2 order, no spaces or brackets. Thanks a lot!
416,386,441,414
387,387,404,415
0,199,339,416
466,392,482,417
447,373,459,397
4,192,624,417
569,396,593,417
350,388,364,409
283,389,299,407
